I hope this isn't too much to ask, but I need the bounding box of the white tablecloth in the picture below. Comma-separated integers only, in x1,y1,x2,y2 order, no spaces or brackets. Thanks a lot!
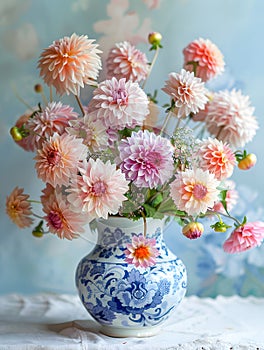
0,293,263,350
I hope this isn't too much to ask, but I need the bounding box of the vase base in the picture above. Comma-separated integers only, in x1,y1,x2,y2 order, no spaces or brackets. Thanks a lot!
100,324,161,338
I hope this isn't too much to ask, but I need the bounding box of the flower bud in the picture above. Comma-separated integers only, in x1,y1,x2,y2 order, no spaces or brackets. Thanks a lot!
148,32,162,44
32,220,44,238
32,230,44,238
148,32,162,48
10,126,23,141
238,153,257,170
34,84,43,93
210,221,231,233
182,222,204,239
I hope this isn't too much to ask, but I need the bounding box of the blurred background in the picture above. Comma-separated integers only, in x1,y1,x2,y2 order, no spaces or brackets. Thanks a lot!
0,0,264,297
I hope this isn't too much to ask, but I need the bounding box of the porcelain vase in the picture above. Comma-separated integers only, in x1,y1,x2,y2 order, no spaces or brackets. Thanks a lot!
75,217,187,337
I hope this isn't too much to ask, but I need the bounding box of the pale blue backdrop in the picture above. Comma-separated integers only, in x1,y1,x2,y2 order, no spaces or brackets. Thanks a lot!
0,0,264,296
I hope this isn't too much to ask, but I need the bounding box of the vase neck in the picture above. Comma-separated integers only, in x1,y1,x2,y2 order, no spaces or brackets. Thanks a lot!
95,217,165,248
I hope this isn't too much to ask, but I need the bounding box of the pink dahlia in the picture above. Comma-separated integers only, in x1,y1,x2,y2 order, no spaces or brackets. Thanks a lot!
183,38,225,82
27,102,78,150
212,180,238,214
42,191,88,240
34,133,87,187
67,112,108,152
192,92,214,122
124,234,159,268
205,89,258,148
38,33,101,96
197,138,236,180
106,41,149,83
88,77,149,130
223,222,264,253
170,168,220,216
162,69,208,118
6,187,33,228
67,158,129,221
118,130,174,188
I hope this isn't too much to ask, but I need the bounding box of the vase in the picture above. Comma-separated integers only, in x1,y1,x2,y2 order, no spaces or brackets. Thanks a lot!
75,216,187,337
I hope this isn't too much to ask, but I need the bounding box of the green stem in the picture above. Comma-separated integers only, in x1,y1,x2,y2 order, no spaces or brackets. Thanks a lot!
41,91,48,106
142,47,160,90
181,115,191,128
75,95,85,116
173,117,182,134
141,211,147,237
160,110,172,134
207,210,241,227
11,85,34,111
33,213,45,220
29,200,42,204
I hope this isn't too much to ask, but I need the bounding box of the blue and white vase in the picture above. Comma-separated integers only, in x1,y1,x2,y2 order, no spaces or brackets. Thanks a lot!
75,216,187,337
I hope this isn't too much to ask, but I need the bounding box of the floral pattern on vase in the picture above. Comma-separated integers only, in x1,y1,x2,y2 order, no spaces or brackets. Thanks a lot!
75,217,187,337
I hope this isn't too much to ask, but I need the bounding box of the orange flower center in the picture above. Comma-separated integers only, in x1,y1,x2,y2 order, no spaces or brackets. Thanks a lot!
193,183,208,200
134,245,150,259
213,150,227,165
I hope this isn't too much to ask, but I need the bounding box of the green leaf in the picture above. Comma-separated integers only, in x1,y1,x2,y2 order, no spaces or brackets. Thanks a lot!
157,197,176,213
242,216,247,225
174,216,186,227
150,193,163,207
156,198,187,218
143,204,164,219
143,203,157,217
219,189,228,213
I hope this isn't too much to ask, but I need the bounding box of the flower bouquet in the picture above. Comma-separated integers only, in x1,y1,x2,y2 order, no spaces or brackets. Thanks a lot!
6,32,263,258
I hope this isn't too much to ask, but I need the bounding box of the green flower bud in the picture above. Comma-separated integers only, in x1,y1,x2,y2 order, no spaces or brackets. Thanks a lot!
148,32,163,50
148,32,162,45
32,220,44,238
10,126,23,141
211,221,231,233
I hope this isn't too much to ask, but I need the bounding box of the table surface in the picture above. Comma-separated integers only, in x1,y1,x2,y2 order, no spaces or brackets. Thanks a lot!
0,293,263,350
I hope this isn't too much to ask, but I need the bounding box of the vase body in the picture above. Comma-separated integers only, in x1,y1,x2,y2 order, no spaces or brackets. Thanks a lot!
75,217,187,337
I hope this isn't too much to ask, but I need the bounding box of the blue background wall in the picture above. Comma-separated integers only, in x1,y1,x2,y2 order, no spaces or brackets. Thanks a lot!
0,0,264,296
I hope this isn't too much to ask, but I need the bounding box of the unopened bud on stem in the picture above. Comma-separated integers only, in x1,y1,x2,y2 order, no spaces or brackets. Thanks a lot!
148,32,163,50
182,222,204,239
